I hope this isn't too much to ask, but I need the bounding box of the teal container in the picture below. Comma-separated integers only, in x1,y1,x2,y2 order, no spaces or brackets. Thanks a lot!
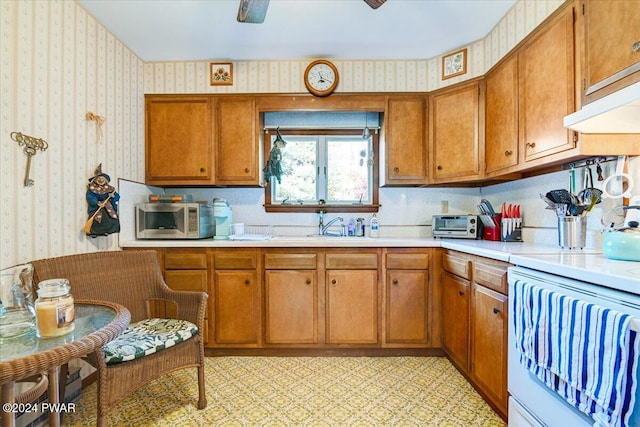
602,230,640,262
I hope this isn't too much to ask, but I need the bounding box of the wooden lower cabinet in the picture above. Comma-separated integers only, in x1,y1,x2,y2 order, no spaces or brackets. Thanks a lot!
441,271,470,371
162,249,209,345
440,249,509,420
265,270,317,344
211,250,260,347
471,284,508,414
385,250,431,346
326,269,379,344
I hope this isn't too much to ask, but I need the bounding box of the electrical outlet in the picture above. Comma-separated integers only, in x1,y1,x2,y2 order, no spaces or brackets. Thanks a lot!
441,200,449,213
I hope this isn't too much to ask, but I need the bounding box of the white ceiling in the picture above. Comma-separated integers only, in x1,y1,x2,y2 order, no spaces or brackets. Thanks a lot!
76,0,517,62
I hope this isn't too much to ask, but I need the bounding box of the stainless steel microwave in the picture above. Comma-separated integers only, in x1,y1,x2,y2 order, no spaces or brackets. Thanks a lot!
136,202,215,239
432,215,481,239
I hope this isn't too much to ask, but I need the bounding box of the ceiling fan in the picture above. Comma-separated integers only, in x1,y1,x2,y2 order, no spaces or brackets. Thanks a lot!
237,0,387,24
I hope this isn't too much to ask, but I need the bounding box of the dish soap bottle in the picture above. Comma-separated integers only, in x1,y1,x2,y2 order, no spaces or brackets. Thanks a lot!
370,214,379,238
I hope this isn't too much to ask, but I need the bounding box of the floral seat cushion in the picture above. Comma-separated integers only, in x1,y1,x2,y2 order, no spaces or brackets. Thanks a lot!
103,318,198,365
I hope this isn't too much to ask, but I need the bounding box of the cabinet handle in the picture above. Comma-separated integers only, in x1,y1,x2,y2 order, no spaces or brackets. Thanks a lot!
305,278,311,285
394,167,400,173
331,279,337,285
458,290,464,296
392,279,398,285
437,165,443,171
633,41,640,52
493,307,500,314
526,142,536,150
244,168,249,173
244,279,250,286
504,150,513,156
199,167,205,173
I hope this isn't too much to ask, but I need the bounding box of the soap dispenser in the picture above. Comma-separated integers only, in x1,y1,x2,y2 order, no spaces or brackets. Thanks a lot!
370,214,379,238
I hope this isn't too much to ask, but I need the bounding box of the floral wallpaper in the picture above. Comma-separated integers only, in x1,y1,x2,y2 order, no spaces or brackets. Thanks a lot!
0,0,563,268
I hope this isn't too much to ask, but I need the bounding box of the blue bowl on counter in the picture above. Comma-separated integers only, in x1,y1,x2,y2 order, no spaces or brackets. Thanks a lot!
602,227,640,262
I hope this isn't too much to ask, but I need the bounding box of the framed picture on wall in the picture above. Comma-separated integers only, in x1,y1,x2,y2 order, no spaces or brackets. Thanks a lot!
441,48,467,80
210,62,233,85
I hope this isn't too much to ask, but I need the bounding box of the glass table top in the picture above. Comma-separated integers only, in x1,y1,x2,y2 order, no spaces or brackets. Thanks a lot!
0,303,116,363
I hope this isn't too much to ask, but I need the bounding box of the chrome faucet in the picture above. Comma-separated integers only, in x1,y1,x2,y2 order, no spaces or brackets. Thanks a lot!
318,211,344,236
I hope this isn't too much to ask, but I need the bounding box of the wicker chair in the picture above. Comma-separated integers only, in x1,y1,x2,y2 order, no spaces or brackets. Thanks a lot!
31,250,207,426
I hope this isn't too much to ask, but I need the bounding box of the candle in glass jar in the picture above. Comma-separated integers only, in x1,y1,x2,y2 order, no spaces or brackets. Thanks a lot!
35,278,75,337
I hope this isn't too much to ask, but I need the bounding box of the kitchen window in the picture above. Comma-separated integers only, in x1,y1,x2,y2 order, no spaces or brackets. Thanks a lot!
263,118,380,213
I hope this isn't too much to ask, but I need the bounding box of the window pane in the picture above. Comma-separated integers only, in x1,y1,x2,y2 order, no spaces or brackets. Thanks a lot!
327,137,371,203
273,137,318,202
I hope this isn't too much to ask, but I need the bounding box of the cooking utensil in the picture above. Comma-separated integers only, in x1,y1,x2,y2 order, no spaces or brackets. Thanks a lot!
480,199,496,216
578,165,602,207
601,205,629,229
540,193,557,210
546,189,572,205
602,155,634,201
596,160,604,181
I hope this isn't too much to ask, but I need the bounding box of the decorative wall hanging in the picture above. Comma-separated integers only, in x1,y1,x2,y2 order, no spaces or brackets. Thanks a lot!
263,127,287,185
86,112,106,143
11,131,48,187
210,62,233,85
442,48,467,80
83,163,120,237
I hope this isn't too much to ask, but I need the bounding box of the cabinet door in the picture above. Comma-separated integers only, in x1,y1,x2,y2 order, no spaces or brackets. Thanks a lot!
471,284,508,415
145,96,213,185
582,0,640,103
430,81,482,182
385,96,428,185
326,270,378,344
215,97,258,185
386,270,428,344
213,270,258,345
441,271,470,371
265,270,317,344
519,7,576,162
485,55,519,175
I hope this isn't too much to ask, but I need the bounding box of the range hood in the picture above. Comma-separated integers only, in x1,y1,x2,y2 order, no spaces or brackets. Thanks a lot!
564,82,640,133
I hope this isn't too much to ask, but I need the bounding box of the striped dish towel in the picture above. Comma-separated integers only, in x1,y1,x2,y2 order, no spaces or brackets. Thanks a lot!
512,279,640,427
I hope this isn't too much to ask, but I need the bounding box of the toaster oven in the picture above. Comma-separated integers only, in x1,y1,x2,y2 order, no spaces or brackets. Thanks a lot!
432,214,481,239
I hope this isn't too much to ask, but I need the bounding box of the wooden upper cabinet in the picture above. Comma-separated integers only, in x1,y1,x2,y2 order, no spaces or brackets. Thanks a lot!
215,97,259,185
485,55,519,175
519,6,576,163
430,80,483,183
384,96,428,185
581,0,640,104
145,96,213,185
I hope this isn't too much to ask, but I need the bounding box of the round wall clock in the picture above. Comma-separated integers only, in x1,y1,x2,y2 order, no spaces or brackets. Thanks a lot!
304,60,339,97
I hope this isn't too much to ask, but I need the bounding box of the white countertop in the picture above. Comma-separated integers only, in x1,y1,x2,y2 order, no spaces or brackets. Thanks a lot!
121,237,640,294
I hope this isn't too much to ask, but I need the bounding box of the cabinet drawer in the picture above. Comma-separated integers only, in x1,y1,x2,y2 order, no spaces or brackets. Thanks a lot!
214,253,257,269
386,253,430,270
326,253,378,270
165,270,207,292
264,253,317,270
165,252,207,269
473,261,508,295
442,252,471,279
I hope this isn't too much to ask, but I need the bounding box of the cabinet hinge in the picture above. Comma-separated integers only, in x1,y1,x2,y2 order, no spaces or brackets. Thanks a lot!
573,132,579,144
583,78,586,91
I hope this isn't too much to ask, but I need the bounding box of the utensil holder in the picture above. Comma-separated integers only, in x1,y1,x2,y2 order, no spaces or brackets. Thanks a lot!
483,214,501,241
558,216,586,249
